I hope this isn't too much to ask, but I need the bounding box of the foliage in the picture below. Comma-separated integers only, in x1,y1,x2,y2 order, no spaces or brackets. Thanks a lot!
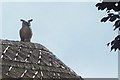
96,0,120,51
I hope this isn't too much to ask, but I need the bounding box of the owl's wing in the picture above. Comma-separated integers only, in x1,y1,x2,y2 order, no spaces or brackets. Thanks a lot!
19,28,24,41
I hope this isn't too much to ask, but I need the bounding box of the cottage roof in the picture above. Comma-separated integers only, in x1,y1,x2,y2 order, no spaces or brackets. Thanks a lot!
0,39,83,80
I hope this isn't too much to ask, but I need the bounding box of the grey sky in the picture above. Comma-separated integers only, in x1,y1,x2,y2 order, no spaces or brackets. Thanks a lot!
1,2,118,78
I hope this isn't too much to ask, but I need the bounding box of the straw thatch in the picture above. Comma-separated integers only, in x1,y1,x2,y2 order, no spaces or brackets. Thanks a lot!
0,39,83,80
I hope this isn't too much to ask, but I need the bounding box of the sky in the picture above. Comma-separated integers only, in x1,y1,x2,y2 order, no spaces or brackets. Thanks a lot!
0,1,118,78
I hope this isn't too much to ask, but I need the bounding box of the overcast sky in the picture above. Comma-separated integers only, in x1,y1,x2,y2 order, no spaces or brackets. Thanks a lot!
1,1,118,78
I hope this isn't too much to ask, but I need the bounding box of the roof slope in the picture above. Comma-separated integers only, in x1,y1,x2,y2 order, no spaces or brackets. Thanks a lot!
0,39,83,80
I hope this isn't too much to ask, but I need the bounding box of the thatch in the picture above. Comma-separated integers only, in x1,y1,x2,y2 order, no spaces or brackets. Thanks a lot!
0,39,83,80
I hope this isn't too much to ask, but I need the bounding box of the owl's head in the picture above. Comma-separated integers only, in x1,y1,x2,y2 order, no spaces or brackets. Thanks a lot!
20,19,33,27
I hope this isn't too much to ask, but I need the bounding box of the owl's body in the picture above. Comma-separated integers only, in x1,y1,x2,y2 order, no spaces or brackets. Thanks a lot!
19,19,33,42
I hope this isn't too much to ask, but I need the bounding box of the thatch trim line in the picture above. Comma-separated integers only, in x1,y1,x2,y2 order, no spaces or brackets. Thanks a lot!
2,59,76,76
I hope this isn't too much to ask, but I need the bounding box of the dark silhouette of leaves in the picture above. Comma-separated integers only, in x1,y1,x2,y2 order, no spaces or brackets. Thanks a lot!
106,2,116,10
101,16,109,22
96,0,120,52
111,46,115,51
114,20,120,26
96,3,107,10
109,15,119,22
111,40,115,46
108,13,113,16
107,43,110,46
110,36,120,51
115,35,120,40
113,20,120,30
113,2,120,11
96,2,117,11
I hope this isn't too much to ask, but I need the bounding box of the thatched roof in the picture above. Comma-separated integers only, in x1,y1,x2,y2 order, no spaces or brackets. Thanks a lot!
0,39,83,80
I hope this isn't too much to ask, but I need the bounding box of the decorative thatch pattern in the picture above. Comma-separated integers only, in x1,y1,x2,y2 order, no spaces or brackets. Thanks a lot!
0,39,83,80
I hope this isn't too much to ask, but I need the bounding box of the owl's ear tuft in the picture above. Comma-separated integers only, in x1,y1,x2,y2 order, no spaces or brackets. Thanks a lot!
20,19,24,22
28,19,33,23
